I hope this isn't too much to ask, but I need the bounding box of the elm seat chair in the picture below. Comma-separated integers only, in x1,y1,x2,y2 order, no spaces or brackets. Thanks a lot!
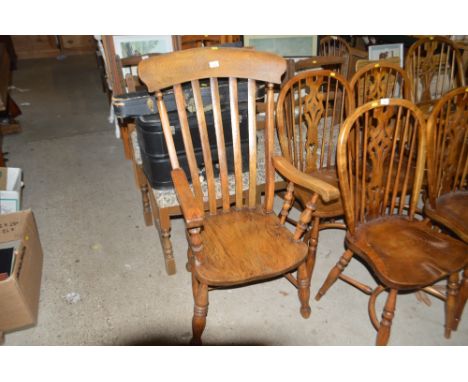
319,36,352,80
425,86,468,242
315,98,468,345
350,62,412,107
424,86,468,331
276,70,353,285
406,36,465,115
138,47,340,345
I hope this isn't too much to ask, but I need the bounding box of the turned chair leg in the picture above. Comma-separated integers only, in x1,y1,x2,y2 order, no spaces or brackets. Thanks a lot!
141,184,153,226
376,289,398,346
452,268,468,331
315,249,353,301
445,272,460,339
297,262,311,318
305,216,320,282
159,211,176,275
190,280,208,345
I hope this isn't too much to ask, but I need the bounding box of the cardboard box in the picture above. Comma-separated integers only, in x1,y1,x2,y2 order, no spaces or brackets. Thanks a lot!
0,210,43,333
0,167,23,214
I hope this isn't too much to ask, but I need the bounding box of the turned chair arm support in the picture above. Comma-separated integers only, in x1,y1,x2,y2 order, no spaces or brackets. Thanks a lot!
272,156,340,203
171,168,205,229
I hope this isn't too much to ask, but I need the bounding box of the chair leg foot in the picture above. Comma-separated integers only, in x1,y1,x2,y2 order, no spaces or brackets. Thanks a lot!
376,289,397,346
452,268,468,331
297,262,311,318
190,281,208,345
445,272,460,339
315,249,353,301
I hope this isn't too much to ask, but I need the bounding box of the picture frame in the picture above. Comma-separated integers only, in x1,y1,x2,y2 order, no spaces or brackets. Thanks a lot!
243,35,317,57
112,35,175,59
368,43,404,67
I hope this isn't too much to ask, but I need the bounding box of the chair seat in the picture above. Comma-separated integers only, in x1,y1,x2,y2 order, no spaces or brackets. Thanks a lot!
194,208,308,286
347,216,468,290
294,167,343,218
425,191,468,243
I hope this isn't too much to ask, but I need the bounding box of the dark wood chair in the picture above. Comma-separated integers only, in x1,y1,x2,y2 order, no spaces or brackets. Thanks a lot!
138,47,340,345
424,86,468,331
406,36,465,115
350,61,412,107
276,70,353,285
315,98,468,345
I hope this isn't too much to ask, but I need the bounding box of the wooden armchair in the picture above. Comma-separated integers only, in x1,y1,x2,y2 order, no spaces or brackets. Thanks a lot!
315,98,468,345
138,47,340,345
276,70,353,285
406,36,465,114
350,61,412,107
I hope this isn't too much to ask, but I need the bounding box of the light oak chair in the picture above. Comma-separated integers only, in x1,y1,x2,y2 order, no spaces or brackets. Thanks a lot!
424,86,468,331
276,70,353,285
315,98,468,345
319,36,352,79
350,61,412,107
138,47,339,345
406,36,465,114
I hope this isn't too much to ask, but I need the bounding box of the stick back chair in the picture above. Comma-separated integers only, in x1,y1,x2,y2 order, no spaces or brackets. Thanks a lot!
319,36,352,79
424,86,468,332
138,47,339,345
350,61,412,107
276,70,353,283
406,36,465,114
315,98,468,345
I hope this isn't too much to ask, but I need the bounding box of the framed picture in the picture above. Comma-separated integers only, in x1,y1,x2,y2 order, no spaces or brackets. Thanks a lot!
368,43,404,67
112,35,174,59
243,35,317,57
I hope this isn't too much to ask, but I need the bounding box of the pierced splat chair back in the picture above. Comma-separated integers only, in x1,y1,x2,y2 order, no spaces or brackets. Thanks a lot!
350,62,412,107
337,99,427,233
426,87,468,206
138,47,284,214
276,70,354,174
319,36,352,79
406,36,465,110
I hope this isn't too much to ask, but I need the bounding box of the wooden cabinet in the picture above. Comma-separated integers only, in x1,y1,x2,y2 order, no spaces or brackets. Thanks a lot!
11,35,60,59
59,35,96,53
11,36,96,59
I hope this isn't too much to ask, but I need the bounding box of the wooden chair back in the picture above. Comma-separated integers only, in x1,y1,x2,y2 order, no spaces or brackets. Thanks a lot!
337,99,427,233
276,70,354,173
426,86,468,206
138,47,286,214
406,36,465,107
285,56,346,80
350,61,412,107
319,36,352,79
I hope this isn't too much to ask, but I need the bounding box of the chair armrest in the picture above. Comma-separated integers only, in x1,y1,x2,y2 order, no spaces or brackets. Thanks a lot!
171,168,204,228
272,156,340,203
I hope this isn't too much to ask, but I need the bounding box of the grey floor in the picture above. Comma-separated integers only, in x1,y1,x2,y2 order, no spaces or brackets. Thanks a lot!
3,54,467,345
